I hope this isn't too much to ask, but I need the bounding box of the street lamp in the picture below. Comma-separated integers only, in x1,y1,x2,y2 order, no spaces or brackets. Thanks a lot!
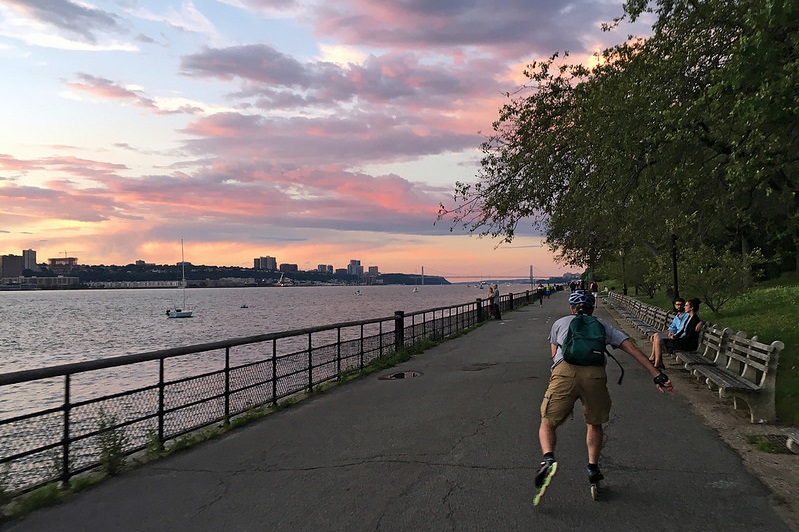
671,234,679,299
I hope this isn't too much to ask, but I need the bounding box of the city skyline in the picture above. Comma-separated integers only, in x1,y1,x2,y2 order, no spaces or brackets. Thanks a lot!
0,1,651,281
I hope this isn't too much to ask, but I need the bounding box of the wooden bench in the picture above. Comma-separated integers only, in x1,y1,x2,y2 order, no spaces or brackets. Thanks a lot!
645,308,673,337
672,326,731,369
786,428,799,454
691,333,785,423
627,301,657,338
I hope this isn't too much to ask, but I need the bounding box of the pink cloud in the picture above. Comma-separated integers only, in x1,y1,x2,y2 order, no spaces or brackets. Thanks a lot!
312,0,624,61
180,111,477,168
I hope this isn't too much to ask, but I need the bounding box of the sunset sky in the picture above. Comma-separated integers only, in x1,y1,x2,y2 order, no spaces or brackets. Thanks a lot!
0,0,649,281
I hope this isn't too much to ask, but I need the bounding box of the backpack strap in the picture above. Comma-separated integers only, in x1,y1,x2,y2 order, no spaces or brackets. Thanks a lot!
605,349,624,385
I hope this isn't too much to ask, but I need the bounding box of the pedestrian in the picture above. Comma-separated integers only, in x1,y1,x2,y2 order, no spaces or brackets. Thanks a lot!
536,283,545,306
491,283,501,320
486,285,496,319
533,291,673,505
589,280,599,305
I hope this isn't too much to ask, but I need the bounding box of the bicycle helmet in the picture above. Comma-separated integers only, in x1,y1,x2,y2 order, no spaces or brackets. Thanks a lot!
568,291,595,308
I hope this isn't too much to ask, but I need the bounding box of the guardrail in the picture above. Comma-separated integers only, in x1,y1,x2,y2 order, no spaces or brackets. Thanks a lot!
0,291,537,498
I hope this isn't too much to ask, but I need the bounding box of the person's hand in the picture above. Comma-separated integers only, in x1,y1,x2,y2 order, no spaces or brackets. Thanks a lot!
653,372,673,394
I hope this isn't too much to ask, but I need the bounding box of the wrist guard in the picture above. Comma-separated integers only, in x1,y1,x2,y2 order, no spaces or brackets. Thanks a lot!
653,372,669,386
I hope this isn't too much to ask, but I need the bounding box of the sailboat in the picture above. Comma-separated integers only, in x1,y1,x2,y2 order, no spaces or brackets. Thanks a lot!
166,239,193,318
413,266,423,292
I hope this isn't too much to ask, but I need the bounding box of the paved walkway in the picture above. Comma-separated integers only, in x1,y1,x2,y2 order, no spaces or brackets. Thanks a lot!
2,293,792,531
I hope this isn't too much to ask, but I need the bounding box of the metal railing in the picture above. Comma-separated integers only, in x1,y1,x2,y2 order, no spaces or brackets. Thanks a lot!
0,291,536,497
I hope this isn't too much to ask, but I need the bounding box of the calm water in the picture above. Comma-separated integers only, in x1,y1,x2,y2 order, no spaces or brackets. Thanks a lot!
0,284,511,374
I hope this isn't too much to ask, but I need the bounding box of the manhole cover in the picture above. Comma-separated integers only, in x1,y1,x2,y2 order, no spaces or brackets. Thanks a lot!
379,371,422,380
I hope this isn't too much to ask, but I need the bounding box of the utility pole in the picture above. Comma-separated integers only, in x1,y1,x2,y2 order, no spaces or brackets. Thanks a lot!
671,234,679,299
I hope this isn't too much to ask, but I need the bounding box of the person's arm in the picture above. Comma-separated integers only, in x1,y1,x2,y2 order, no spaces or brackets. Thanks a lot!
618,339,674,394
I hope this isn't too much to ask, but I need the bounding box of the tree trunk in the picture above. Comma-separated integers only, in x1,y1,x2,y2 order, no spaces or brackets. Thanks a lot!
795,237,799,274
741,234,751,256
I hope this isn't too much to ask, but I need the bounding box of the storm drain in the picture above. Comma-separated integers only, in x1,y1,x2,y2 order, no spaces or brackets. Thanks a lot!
379,371,422,380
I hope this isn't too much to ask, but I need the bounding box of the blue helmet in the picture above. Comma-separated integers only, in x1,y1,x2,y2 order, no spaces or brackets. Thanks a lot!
568,291,595,308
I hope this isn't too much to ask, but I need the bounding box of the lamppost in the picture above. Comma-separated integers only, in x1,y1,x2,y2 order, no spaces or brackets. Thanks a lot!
671,233,679,299
620,249,628,295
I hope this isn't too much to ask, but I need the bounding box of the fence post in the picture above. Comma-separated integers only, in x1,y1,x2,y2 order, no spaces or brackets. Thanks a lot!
61,375,71,486
394,311,405,351
360,324,365,371
158,359,165,448
476,298,485,322
336,327,342,379
224,347,230,425
271,339,278,407
508,292,514,311
307,332,313,391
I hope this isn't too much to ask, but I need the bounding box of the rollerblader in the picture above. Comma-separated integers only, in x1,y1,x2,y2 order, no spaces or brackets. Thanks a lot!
533,291,673,506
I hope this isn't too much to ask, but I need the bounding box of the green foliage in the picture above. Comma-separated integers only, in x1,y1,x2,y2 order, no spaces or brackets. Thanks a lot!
680,246,763,312
746,435,776,453
145,429,163,461
12,484,62,516
96,408,127,476
440,0,799,281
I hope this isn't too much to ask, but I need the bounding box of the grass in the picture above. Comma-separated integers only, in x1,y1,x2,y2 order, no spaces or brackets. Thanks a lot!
746,434,777,453
610,275,799,425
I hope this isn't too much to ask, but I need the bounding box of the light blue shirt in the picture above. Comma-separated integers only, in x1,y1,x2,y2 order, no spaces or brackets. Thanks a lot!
668,312,689,335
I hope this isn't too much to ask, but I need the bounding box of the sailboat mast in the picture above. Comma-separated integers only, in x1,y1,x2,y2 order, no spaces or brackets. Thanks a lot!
181,238,186,308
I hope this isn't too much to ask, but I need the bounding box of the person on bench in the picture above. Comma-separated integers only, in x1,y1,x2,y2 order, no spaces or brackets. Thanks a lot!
652,298,703,369
649,298,688,368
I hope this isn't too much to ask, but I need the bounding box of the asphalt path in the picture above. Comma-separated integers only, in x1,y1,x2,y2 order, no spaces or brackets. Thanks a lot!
2,292,791,531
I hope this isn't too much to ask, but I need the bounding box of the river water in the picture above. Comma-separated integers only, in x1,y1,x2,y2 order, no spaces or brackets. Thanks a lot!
0,284,517,374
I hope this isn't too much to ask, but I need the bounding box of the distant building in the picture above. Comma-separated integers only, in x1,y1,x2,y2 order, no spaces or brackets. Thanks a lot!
317,264,333,273
347,260,363,277
254,256,277,270
22,249,37,271
367,266,379,275
6,276,80,288
48,257,79,275
279,263,299,273
0,254,24,278
335,268,348,275
135,260,155,267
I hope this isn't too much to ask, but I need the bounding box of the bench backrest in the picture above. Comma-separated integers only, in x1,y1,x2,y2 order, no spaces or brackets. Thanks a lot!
723,333,785,387
653,308,671,330
697,326,731,364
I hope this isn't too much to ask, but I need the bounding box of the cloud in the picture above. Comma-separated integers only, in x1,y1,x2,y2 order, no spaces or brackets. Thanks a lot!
64,73,228,115
179,111,477,168
2,0,123,44
312,0,623,59
182,45,504,110
0,152,451,236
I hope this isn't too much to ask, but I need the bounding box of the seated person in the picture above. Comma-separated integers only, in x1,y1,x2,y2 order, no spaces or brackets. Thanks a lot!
668,298,703,352
649,298,689,367
652,298,703,368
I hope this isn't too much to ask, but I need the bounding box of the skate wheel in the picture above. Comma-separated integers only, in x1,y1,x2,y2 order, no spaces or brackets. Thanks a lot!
590,483,599,501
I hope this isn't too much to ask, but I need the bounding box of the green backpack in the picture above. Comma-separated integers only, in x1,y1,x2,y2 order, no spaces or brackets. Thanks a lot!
562,314,607,366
